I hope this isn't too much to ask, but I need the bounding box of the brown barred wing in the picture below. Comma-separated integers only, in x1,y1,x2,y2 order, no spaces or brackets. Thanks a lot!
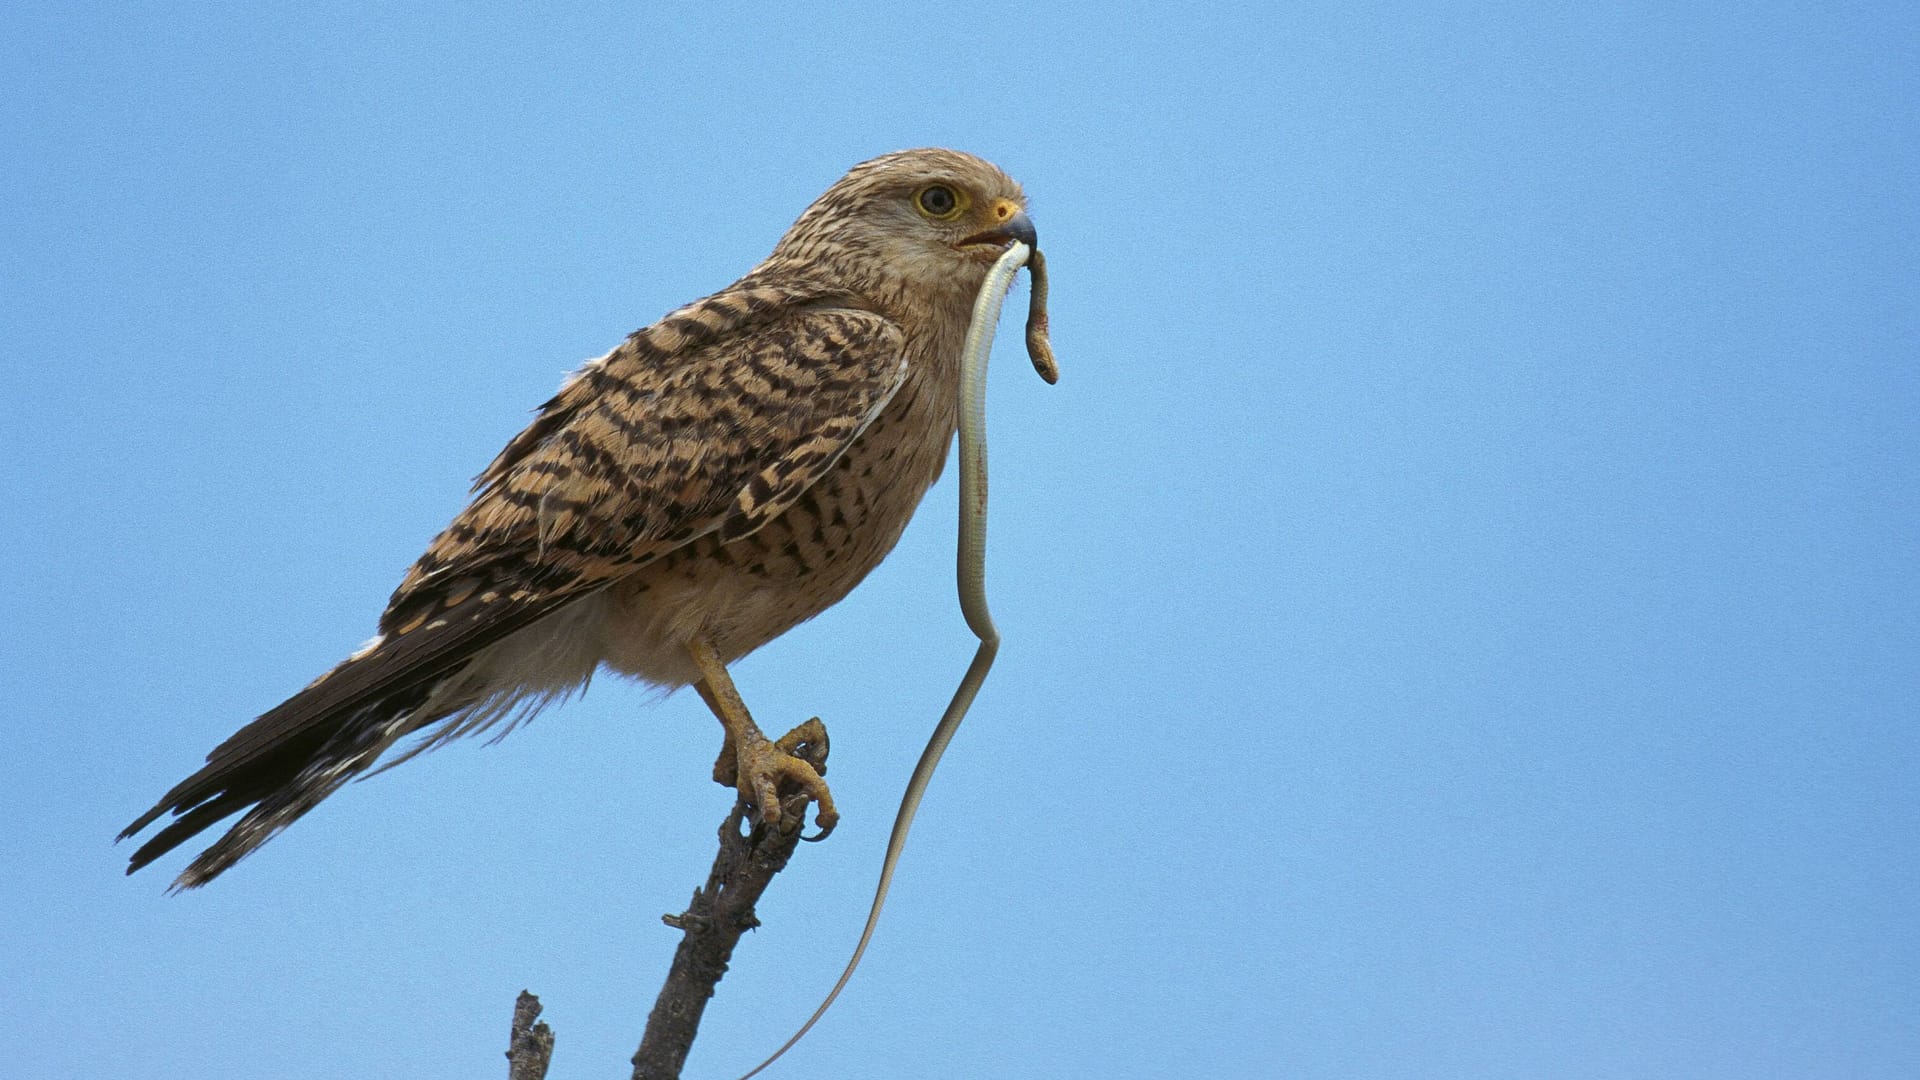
122,301,907,884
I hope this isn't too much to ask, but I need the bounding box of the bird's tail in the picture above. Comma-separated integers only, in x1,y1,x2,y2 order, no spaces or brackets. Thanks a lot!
120,666,464,891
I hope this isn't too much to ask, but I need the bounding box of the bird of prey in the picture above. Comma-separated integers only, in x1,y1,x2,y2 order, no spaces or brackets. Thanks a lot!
122,148,1041,890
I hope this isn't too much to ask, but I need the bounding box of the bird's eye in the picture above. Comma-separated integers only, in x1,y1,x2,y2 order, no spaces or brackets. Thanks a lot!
914,184,964,220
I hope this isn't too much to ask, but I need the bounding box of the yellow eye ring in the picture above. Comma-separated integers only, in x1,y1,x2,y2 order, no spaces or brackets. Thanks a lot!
914,184,968,221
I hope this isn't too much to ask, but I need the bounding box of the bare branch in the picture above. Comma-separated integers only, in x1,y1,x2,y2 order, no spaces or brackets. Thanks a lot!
632,727,826,1080
506,990,555,1080
499,721,825,1080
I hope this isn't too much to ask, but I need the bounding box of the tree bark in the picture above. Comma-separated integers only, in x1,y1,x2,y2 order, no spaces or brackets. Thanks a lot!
629,793,813,1080
504,722,827,1080
505,990,555,1080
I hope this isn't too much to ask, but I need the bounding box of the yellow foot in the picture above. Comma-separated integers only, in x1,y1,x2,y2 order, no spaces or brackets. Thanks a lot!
716,717,838,840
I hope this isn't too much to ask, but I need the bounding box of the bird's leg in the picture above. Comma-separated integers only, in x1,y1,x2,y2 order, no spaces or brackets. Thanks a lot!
687,637,838,839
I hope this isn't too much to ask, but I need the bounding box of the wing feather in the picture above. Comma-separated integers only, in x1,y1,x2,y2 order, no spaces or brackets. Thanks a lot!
124,289,908,861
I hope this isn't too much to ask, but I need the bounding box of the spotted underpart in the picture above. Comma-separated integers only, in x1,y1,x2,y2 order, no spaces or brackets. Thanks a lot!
121,147,1031,889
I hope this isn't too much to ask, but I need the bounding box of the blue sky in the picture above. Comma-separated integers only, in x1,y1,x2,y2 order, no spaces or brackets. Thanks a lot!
4,4,1916,1078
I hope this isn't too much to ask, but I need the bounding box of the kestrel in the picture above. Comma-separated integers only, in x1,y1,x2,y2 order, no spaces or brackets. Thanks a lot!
122,148,1041,890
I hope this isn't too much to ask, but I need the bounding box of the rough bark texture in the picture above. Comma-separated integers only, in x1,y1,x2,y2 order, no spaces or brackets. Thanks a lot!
504,724,827,1080
631,739,824,1080
506,990,555,1080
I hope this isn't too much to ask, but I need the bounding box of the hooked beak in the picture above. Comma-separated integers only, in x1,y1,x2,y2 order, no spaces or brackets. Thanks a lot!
958,209,1037,252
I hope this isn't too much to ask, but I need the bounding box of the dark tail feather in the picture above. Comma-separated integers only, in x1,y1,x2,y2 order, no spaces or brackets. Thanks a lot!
122,577,575,889
124,788,266,877
122,675,452,890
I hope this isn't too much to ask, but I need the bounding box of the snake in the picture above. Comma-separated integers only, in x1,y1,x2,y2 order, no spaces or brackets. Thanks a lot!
738,240,1057,1078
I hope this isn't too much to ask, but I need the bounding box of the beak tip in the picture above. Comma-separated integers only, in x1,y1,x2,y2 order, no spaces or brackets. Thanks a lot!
1003,211,1038,249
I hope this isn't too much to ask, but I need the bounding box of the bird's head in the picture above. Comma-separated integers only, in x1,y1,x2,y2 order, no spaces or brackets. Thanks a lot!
770,148,1035,302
